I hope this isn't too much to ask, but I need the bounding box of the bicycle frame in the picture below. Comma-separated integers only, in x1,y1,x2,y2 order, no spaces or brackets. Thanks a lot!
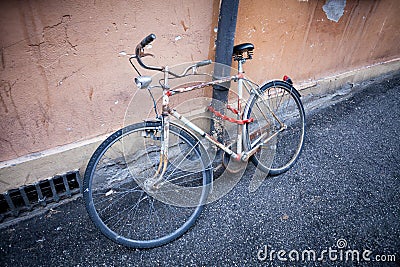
133,35,287,188
148,60,286,187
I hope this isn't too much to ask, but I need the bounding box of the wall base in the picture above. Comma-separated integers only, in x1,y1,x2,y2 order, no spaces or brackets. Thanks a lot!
298,58,400,112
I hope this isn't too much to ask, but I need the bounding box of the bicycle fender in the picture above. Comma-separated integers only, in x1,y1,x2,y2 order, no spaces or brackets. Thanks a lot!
260,80,302,99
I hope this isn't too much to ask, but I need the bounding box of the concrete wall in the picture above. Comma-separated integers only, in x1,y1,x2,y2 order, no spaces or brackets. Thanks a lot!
1,0,399,192
234,0,400,84
0,0,215,162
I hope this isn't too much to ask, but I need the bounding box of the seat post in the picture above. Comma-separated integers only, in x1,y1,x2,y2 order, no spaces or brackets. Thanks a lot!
237,59,245,74
236,58,245,154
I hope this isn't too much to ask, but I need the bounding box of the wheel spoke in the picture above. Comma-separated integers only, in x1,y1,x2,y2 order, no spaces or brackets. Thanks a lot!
244,81,305,175
83,122,210,248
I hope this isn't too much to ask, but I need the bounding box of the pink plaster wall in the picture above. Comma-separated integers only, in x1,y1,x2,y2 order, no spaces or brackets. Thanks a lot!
0,0,215,161
234,0,400,84
1,0,399,162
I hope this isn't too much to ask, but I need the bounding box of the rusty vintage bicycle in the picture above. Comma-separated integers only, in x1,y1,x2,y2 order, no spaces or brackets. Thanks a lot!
83,34,305,248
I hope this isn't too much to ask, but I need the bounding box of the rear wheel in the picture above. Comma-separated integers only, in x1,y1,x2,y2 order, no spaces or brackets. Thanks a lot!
83,121,211,248
244,81,305,175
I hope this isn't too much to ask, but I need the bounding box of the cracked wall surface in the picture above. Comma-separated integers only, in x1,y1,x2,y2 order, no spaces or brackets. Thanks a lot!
0,0,215,164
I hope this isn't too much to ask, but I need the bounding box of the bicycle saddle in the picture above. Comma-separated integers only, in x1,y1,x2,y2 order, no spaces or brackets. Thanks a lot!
233,43,254,61
233,43,254,55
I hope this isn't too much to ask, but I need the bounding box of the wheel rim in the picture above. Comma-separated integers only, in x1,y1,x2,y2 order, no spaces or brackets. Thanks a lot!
84,122,211,248
244,82,305,174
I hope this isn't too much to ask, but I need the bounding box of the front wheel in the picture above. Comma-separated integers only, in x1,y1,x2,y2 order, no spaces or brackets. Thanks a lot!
83,121,212,248
244,80,305,175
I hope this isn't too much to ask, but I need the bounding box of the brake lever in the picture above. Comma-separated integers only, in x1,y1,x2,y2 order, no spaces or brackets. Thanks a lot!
139,52,155,58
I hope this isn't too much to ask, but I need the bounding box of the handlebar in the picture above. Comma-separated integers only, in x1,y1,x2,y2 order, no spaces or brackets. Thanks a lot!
140,33,156,48
133,33,212,75
135,33,163,71
195,60,212,67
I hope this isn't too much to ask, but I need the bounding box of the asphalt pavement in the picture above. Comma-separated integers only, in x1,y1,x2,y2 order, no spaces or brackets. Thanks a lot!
0,73,399,266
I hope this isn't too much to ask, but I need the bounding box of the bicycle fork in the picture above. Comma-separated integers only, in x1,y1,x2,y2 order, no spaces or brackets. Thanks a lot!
145,68,172,191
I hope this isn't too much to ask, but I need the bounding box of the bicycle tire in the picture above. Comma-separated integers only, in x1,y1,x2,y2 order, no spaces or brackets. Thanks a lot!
83,121,212,248
243,80,305,175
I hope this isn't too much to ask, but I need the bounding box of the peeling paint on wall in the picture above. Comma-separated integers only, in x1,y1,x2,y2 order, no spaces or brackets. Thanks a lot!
323,0,346,22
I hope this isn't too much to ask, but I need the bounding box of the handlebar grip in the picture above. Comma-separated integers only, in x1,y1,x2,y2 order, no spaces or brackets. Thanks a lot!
195,59,212,67
140,34,156,48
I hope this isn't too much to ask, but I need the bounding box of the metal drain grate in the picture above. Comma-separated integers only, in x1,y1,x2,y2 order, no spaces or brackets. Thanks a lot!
0,170,82,222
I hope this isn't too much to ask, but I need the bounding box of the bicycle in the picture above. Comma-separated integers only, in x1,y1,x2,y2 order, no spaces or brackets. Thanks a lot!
83,34,305,248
